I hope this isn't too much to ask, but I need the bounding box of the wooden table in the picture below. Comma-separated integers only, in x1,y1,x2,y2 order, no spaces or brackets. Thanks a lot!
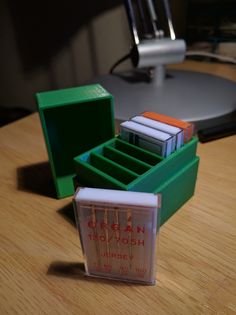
1,62,236,314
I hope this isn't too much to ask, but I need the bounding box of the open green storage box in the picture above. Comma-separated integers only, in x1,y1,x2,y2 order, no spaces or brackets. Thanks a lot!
37,83,199,225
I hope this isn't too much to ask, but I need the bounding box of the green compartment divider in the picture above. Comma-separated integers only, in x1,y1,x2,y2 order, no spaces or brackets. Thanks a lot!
74,137,161,190
90,152,138,184
103,146,152,175
74,160,127,190
111,138,162,166
127,137,198,192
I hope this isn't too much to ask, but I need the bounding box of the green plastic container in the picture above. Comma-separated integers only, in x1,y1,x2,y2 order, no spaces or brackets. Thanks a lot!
37,84,114,198
74,137,199,225
37,83,199,225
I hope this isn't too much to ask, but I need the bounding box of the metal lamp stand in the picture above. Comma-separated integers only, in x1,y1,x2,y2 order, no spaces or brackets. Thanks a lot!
90,67,236,124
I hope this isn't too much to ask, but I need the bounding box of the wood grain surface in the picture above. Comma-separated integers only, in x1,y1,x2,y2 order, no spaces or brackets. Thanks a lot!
0,62,236,314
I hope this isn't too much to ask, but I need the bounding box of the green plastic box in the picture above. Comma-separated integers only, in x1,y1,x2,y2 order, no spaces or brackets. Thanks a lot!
37,84,115,198
73,137,199,225
37,83,199,225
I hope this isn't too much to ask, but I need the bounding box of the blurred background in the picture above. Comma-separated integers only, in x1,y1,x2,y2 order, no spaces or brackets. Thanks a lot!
0,0,235,126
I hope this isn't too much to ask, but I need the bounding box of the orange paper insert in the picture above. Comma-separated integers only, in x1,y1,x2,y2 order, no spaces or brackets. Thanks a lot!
142,111,194,143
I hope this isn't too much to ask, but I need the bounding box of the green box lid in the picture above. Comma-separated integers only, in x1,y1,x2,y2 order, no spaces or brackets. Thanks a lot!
36,84,115,198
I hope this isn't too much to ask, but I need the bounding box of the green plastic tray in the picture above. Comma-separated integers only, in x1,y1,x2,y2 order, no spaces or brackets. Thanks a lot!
74,137,199,225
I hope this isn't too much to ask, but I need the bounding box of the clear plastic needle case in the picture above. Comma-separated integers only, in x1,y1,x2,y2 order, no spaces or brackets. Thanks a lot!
73,187,161,285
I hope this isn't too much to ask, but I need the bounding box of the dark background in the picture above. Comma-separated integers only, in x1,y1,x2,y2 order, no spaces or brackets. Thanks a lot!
0,0,235,126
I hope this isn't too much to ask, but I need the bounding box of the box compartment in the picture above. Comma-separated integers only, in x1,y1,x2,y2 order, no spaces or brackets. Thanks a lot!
74,137,199,224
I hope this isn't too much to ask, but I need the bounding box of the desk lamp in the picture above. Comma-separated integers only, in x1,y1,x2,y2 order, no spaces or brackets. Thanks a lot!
90,0,236,125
